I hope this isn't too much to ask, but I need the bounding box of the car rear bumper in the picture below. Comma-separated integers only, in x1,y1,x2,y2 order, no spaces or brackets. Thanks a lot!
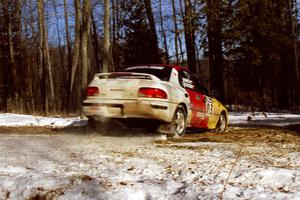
81,99,177,123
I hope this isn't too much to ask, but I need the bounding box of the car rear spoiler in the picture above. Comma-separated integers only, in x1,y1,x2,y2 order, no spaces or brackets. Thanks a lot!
93,72,160,81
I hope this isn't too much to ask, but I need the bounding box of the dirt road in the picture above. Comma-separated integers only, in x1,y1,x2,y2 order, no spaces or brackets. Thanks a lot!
0,126,299,199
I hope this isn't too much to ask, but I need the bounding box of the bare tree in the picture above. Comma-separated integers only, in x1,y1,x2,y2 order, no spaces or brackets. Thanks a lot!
112,0,117,57
63,0,71,70
61,0,71,110
52,0,65,111
112,0,121,66
28,0,37,111
178,0,185,63
172,0,180,64
206,0,225,101
70,0,81,93
183,0,197,72
37,0,55,113
102,0,111,73
91,10,101,71
144,0,160,63
0,0,17,111
288,0,300,107
81,0,91,95
52,0,64,66
159,0,169,63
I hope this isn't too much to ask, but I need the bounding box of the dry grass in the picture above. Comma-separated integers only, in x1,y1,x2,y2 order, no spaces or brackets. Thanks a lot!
164,127,300,145
0,126,54,134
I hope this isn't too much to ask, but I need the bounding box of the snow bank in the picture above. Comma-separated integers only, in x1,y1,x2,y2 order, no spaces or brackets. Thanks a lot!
0,111,299,128
0,113,86,128
229,112,300,127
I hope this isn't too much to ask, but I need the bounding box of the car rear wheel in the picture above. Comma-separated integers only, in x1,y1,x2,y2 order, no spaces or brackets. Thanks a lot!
87,117,96,130
87,116,112,134
170,106,187,137
215,112,227,132
157,106,187,137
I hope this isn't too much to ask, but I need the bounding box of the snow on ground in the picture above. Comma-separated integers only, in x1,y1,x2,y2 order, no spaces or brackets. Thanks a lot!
0,132,299,200
0,111,300,128
0,113,86,128
0,112,299,199
229,112,300,127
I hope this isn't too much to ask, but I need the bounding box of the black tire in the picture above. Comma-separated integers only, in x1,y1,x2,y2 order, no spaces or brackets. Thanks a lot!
87,116,111,134
87,117,97,130
170,106,187,137
215,112,227,132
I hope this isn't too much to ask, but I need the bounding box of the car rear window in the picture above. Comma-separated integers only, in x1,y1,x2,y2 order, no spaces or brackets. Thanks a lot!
121,66,172,81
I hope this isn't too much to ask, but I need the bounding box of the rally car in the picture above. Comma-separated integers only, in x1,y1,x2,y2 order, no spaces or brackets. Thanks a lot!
81,65,228,136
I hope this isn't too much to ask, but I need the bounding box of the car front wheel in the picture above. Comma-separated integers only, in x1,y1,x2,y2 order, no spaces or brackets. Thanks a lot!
215,112,227,132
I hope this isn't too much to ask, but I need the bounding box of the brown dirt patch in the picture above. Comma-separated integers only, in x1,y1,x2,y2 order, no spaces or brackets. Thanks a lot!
157,127,300,145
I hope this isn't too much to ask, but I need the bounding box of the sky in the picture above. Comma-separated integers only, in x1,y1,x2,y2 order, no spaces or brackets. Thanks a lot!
25,0,300,65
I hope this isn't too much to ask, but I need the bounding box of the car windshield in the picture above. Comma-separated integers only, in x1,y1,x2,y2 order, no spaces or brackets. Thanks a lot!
121,66,172,81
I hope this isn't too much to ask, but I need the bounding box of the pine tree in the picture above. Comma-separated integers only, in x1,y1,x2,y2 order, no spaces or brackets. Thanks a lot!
121,0,161,65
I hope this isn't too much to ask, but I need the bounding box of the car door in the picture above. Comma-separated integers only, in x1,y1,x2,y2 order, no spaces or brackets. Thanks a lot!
178,70,208,128
192,76,214,128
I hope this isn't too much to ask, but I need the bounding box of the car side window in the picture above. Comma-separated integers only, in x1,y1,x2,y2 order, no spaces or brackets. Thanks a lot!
178,70,195,90
178,70,209,95
192,75,210,96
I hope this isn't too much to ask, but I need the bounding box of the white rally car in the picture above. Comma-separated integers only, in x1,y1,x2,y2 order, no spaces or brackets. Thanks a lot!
82,65,228,136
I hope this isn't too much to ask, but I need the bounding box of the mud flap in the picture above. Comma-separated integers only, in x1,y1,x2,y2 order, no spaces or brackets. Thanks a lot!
157,123,173,134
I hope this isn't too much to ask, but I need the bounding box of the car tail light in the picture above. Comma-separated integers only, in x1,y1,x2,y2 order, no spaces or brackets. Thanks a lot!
138,87,168,99
86,87,99,96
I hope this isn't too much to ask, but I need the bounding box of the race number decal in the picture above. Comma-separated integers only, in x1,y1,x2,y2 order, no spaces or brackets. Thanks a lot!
182,78,195,89
205,97,213,115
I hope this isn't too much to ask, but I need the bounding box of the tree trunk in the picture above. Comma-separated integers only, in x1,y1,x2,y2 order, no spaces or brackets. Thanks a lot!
62,0,71,111
43,3,55,111
3,0,18,111
29,0,37,111
206,0,225,101
288,0,300,108
63,0,71,68
172,0,179,64
15,0,24,111
81,0,91,97
53,0,65,110
103,0,111,73
178,0,185,63
144,0,160,63
37,0,47,113
0,0,11,112
53,0,64,68
183,0,197,73
112,0,116,63
37,0,55,114
112,0,121,67
159,0,169,64
70,0,81,93
91,11,101,72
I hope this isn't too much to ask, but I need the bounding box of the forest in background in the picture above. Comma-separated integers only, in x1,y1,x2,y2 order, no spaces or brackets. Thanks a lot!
0,0,299,115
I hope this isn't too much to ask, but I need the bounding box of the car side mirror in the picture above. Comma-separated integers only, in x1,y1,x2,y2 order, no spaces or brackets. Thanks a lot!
211,90,219,97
